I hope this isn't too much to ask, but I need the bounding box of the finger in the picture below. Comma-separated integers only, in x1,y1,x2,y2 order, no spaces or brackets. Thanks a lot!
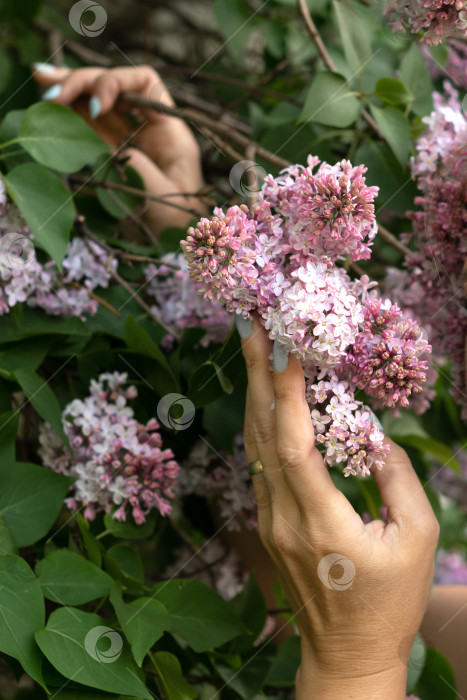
92,66,174,120
272,344,343,511
238,315,285,488
373,437,438,530
244,389,273,529
32,64,71,85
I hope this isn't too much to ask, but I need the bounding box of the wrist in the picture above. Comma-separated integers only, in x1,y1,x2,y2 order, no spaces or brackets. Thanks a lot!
296,646,407,700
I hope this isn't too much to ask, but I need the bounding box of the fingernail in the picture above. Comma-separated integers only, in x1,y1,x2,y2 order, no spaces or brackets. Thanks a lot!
41,84,62,100
368,409,383,431
89,96,101,119
33,62,56,74
235,314,253,339
273,340,289,373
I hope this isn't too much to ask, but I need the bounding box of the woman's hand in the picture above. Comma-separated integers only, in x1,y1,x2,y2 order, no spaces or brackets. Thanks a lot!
238,316,439,700
32,64,206,232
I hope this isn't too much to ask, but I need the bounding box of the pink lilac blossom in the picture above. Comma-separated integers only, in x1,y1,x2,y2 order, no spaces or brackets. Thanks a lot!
306,371,390,477
177,436,258,532
435,548,467,583
342,299,433,412
182,155,433,476
143,252,231,347
384,0,467,44
38,372,179,523
0,184,116,318
385,83,467,418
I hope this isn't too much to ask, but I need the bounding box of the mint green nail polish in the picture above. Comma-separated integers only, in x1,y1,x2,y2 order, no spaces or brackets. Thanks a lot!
89,96,101,119
235,314,252,339
33,62,56,74
41,84,62,100
273,340,289,373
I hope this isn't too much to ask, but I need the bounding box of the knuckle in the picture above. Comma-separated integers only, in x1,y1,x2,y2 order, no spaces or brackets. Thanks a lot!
243,351,263,372
274,383,302,403
270,522,295,556
276,443,305,470
253,415,275,446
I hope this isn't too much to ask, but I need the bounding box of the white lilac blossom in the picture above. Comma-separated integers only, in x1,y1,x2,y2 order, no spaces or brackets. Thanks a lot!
0,184,116,318
39,372,179,523
143,252,231,347
182,155,432,476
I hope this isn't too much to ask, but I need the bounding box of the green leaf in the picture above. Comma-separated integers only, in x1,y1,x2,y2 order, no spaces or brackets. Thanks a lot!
103,511,158,540
76,514,103,567
214,0,255,60
35,607,152,699
0,337,52,373
14,367,70,449
217,656,271,699
17,103,109,173
0,554,45,688
36,550,113,605
392,435,460,474
229,575,268,652
400,44,433,116
4,162,75,268
0,409,19,461
110,583,171,667
414,646,456,700
107,545,144,582
94,160,144,219
368,105,410,166
374,78,413,107
151,651,196,700
0,515,17,554
332,0,371,75
152,579,247,652
0,460,73,546
266,636,301,686
299,72,361,128
124,316,179,391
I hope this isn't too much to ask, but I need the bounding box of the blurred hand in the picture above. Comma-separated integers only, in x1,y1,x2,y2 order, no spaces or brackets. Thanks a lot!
239,316,439,700
32,64,206,232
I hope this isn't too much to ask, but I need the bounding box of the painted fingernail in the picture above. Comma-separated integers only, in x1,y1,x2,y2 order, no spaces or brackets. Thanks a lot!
33,62,56,74
273,340,289,373
89,96,102,119
41,84,62,100
368,409,383,431
235,314,253,339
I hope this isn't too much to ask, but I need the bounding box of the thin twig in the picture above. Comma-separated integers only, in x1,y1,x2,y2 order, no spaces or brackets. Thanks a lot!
297,0,386,143
120,92,291,169
378,223,411,256
70,175,206,219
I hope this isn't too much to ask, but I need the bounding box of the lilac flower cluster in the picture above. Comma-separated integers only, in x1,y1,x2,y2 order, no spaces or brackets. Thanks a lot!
0,180,116,319
177,436,257,532
428,447,467,510
435,548,467,584
423,39,467,90
384,0,467,44
182,156,433,476
385,83,467,418
307,372,390,476
39,372,179,523
143,253,231,347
